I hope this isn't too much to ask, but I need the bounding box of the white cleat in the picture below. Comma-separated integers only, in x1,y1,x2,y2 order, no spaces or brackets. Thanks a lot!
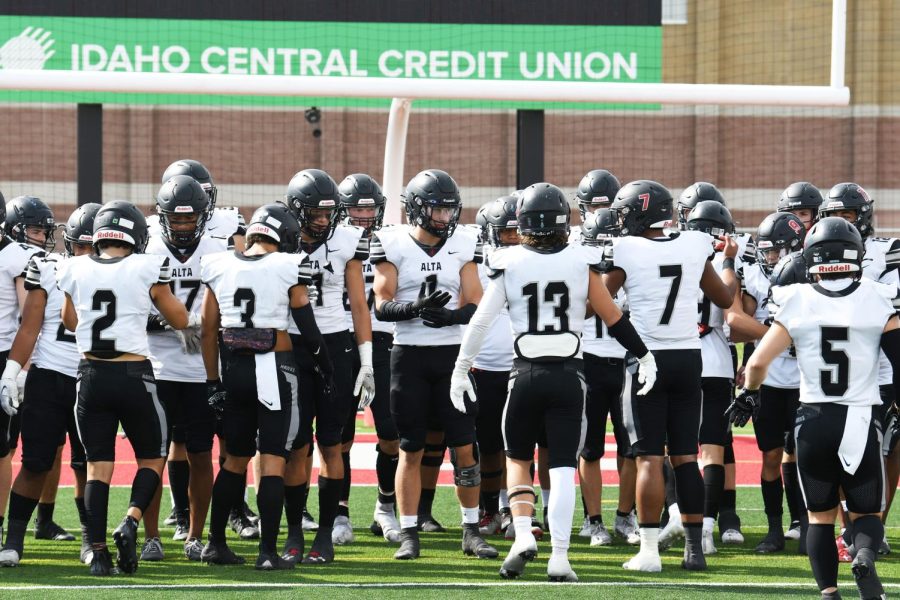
332,515,355,545
0,548,20,567
578,517,592,538
658,517,684,551
547,553,578,582
721,528,744,545
701,528,717,555
373,502,401,544
499,532,537,579
588,522,613,547
622,550,662,572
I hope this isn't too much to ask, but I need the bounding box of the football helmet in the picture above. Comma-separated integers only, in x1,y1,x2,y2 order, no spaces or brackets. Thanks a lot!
403,169,462,239
93,200,149,253
516,183,570,238
156,175,209,247
580,208,618,246
755,212,805,274
4,196,55,251
575,169,621,222
338,173,385,234
284,169,340,241
818,182,874,239
246,203,303,254
802,216,864,278
610,180,673,237
685,200,735,236
677,182,725,229
777,181,822,227
63,202,102,256
483,195,519,248
474,200,494,239
162,159,217,218
769,251,809,287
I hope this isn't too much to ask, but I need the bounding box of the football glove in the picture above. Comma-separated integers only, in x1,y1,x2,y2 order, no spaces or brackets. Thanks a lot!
635,352,657,396
206,379,227,419
725,388,760,427
0,359,22,417
353,341,375,409
449,367,477,415
411,290,451,316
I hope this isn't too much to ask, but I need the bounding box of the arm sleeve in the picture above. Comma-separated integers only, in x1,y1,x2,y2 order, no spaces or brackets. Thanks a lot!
454,275,507,371
23,256,43,292
884,239,900,276
882,328,900,391
156,257,172,284
368,232,388,264
353,234,370,262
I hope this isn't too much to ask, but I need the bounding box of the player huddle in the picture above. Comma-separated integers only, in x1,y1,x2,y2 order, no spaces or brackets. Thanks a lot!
0,162,893,598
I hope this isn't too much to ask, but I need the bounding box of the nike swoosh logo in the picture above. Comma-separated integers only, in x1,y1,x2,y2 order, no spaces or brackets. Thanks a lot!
261,398,273,407
842,457,852,467
345,348,352,353
448,251,459,254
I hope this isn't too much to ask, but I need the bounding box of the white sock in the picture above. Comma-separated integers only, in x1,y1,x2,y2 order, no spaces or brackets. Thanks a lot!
461,506,480,525
400,515,417,529
499,489,509,510
703,517,715,532
513,515,532,539
639,527,660,554
541,488,551,507
548,467,576,552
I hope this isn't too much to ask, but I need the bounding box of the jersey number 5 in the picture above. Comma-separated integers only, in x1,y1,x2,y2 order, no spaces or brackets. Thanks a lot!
523,281,570,332
820,326,849,396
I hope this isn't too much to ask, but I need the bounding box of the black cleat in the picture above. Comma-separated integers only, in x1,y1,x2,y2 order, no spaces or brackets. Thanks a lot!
462,523,498,559
200,538,246,565
301,529,335,564
280,526,305,565
112,516,139,574
394,527,420,560
34,520,76,541
755,530,785,553
89,544,115,576
417,514,445,533
80,526,93,564
852,548,885,600
682,541,707,571
256,551,295,570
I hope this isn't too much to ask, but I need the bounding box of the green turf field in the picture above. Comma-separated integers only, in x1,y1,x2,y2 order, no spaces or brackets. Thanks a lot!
1,485,897,598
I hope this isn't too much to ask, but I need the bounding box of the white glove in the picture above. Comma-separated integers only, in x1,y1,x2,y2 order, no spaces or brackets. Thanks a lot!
635,352,658,396
0,359,22,417
186,312,202,329
353,342,376,408
177,328,203,354
449,365,476,414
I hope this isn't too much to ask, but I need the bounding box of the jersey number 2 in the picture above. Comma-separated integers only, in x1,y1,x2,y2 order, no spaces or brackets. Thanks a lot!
90,290,117,353
820,326,849,396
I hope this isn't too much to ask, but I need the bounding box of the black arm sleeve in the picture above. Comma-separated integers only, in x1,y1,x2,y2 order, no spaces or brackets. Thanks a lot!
741,342,755,366
375,300,418,322
881,329,900,390
290,304,333,376
606,316,649,359
451,303,478,325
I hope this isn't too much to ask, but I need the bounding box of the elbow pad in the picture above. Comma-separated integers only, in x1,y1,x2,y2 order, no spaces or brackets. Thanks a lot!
606,316,649,359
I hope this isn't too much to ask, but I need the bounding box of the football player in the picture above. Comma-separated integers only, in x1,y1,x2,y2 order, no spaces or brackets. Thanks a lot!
0,202,98,567
56,200,189,576
139,176,225,562
200,203,331,570
337,174,403,543
819,182,900,556
603,180,738,572
280,169,374,563
451,183,656,581
676,182,726,230
776,181,822,231
372,169,495,561
726,211,807,553
729,217,900,600
575,170,621,225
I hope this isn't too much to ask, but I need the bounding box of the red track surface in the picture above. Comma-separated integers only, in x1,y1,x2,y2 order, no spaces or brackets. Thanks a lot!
12,430,766,486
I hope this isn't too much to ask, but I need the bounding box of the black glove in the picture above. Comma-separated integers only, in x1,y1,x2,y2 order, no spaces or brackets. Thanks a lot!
725,388,760,427
206,379,227,419
410,290,452,316
421,306,456,328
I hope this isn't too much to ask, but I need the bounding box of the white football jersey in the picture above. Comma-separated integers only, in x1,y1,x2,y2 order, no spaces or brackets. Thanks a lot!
471,252,514,372
201,250,311,330
148,206,244,245
862,236,900,385
24,253,79,377
146,235,228,382
774,279,895,406
698,251,734,379
56,253,170,358
742,263,800,388
289,225,367,335
607,230,713,351
0,239,42,352
370,224,482,346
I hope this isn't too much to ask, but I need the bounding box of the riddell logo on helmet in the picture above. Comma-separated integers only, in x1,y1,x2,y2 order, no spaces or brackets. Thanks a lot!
788,220,803,234
174,206,194,213
95,231,125,240
591,196,609,204
318,199,336,207
817,264,853,273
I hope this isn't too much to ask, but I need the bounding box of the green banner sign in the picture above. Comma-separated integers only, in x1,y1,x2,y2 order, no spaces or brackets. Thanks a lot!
0,16,661,108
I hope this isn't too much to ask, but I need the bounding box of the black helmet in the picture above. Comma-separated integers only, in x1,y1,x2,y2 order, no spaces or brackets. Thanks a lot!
246,203,303,254
162,159,217,217
0,191,5,226
611,180,673,237
677,182,725,229
156,175,209,247
284,169,340,241
777,181,822,225
803,216,864,279
338,173,385,234
580,208,619,246
403,169,462,239
483,195,519,248
4,196,55,251
574,169,621,221
756,212,806,274
63,202,102,256
819,182,874,239
474,200,494,239
516,183,570,238
93,200,149,253
769,251,809,287
685,200,735,237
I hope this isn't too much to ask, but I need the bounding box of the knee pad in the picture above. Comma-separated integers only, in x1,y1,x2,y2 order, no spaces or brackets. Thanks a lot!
128,468,161,513
399,437,424,453
672,461,705,515
449,444,481,488
21,455,54,474
580,443,604,463
421,443,445,467
70,460,87,473
481,468,503,481
783,431,796,455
